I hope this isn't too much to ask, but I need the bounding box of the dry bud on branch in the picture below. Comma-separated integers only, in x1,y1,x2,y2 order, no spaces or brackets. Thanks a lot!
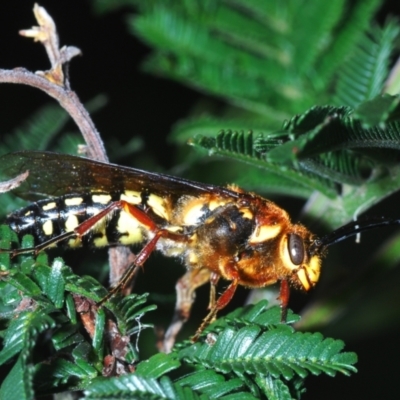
19,3,81,86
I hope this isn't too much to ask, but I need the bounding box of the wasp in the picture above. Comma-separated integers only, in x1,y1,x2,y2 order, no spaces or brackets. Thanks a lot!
0,151,397,351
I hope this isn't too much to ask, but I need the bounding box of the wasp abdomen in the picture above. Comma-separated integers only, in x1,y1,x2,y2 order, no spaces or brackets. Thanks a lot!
5,192,147,248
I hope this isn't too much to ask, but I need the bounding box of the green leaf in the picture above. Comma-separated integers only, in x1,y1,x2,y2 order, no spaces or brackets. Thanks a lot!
0,351,34,400
5,271,42,297
129,0,386,129
179,325,357,379
84,374,177,399
47,258,66,308
0,309,56,366
106,293,157,336
354,94,400,126
210,301,300,330
136,353,181,379
0,225,16,269
92,307,106,353
317,0,383,83
51,323,85,351
2,104,70,154
35,357,98,382
64,273,108,301
65,293,78,324
333,19,400,108
255,374,295,400
190,131,338,199
177,369,245,398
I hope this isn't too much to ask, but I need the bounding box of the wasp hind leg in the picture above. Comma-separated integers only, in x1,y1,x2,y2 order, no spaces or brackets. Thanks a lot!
99,226,189,308
191,279,238,344
1,230,79,257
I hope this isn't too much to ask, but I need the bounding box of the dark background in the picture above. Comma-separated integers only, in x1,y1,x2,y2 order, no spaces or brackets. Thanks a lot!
1,1,400,399
0,0,200,168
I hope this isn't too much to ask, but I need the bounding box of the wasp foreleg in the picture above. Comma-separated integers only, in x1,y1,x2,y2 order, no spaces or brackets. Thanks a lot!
279,279,290,323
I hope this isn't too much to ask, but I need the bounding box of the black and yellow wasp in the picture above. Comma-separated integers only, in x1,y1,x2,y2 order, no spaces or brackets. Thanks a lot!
0,151,397,348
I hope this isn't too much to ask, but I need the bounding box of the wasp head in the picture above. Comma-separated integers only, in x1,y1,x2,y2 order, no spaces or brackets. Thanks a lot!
278,225,323,291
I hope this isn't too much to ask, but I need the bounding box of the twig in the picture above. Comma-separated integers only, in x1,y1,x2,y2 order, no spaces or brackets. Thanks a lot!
0,4,133,324
0,170,29,193
0,68,107,161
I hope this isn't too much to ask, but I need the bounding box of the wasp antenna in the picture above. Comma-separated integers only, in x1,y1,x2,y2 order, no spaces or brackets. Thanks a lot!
309,216,400,255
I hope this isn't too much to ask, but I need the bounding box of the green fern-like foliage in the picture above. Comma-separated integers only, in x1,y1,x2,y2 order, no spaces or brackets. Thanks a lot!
0,228,356,399
126,0,382,119
190,96,400,226
95,0,400,230
84,301,356,399
0,229,156,397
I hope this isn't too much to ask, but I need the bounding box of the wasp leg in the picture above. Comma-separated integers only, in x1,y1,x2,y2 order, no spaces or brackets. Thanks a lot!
0,230,78,257
279,279,290,323
99,226,188,307
162,267,211,353
191,279,238,343
208,272,220,310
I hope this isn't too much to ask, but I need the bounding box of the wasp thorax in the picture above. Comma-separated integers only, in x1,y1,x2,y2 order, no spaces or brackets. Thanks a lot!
196,204,254,256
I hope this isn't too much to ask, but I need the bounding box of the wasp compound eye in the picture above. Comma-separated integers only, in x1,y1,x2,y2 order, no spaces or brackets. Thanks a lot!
288,233,304,265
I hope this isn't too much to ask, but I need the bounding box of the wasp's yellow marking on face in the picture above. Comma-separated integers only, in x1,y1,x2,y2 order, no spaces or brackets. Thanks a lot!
92,194,112,204
280,234,297,271
120,190,141,204
116,211,142,245
148,194,168,220
42,220,53,236
65,214,79,232
296,268,310,291
24,210,32,216
42,202,57,211
65,197,83,206
249,224,281,244
306,256,321,286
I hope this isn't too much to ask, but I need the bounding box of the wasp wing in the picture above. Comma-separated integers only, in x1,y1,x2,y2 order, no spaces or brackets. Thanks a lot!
0,151,240,202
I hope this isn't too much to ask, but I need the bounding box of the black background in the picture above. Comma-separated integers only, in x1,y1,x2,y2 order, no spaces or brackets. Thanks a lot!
0,0,199,168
